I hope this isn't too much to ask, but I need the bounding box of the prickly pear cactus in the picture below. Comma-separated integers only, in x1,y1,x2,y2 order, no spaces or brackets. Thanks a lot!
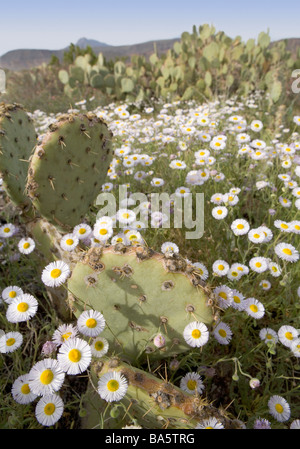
26,112,113,231
68,245,214,363
83,357,237,429
0,103,37,210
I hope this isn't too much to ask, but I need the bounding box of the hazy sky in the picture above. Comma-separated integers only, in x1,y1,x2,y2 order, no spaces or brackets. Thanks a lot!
0,0,299,55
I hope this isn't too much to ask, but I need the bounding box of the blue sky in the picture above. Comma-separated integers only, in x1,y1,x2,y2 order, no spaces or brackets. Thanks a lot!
0,0,299,55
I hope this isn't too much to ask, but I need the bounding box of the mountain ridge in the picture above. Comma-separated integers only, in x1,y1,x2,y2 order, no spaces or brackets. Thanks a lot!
0,37,299,71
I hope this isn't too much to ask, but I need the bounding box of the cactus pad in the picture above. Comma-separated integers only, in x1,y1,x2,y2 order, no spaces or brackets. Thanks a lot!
68,245,214,363
0,103,36,209
82,358,235,429
26,112,113,230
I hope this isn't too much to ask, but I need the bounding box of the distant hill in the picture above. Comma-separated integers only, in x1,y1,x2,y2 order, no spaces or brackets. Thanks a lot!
0,37,299,71
76,38,109,48
0,37,180,71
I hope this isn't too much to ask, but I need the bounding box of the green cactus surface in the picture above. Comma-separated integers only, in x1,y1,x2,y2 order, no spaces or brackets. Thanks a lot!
67,245,214,363
26,112,113,231
82,357,236,429
0,103,37,210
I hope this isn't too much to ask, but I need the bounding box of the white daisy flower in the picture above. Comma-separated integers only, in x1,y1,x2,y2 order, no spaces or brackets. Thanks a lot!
90,336,109,358
52,323,79,346
180,372,205,395
77,309,106,338
259,327,278,344
214,285,233,309
277,325,299,348
41,260,71,287
93,222,113,242
6,293,38,323
183,321,209,348
35,394,64,427
227,266,243,281
290,419,300,429
213,322,233,345
116,208,136,225
161,241,179,256
259,280,271,290
28,359,65,396
231,289,246,311
0,331,23,353
151,177,165,187
250,120,263,132
212,259,230,276
195,417,224,429
60,233,79,252
169,159,186,170
268,261,282,277
212,206,228,220
192,262,209,281
0,223,16,238
57,337,92,375
231,219,250,236
290,338,300,358
11,373,38,404
244,298,265,319
248,228,266,244
210,193,224,205
97,371,128,402
268,395,291,422
274,242,299,262
2,285,23,304
249,257,269,273
18,237,35,254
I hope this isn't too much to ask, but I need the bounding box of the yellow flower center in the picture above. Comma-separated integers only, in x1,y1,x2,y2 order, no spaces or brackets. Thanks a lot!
95,341,104,351
219,292,227,300
217,210,223,215
9,291,17,298
107,379,120,392
275,404,284,414
86,318,97,328
40,369,54,385
187,379,197,390
3,227,10,233
99,229,108,235
66,238,74,245
62,332,72,340
17,302,29,313
218,264,224,270
44,403,56,416
79,228,86,234
282,248,292,256
253,233,260,239
6,338,16,346
285,332,293,340
50,268,61,278
250,304,258,313
218,329,227,338
23,242,30,249
233,296,241,304
21,384,30,395
255,262,262,268
191,329,201,339
68,348,81,363
281,223,289,229
237,224,244,229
